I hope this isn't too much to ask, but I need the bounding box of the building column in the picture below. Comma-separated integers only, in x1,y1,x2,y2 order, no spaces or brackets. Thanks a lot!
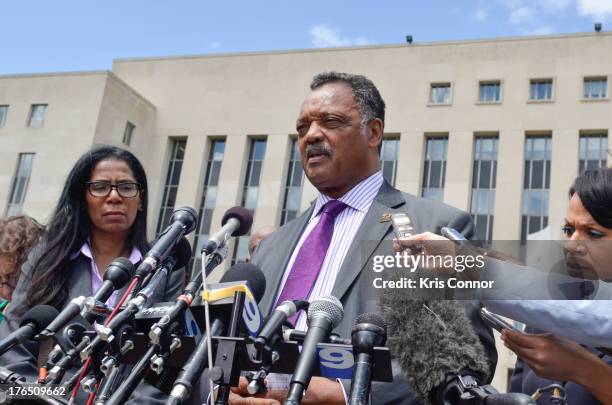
493,130,524,240
210,133,248,272
174,135,208,245
395,131,424,196
549,129,579,231
254,134,289,230
444,131,472,211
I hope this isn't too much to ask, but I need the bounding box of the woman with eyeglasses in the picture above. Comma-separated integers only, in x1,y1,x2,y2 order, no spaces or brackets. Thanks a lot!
0,145,186,403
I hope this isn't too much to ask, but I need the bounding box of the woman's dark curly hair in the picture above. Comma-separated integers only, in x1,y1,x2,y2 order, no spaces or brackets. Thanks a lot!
569,168,612,229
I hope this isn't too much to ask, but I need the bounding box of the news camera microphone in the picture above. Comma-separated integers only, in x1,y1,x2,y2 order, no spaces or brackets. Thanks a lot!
253,299,309,351
348,313,387,405
0,305,58,355
284,296,344,405
380,289,534,405
40,258,134,338
167,263,267,404
134,207,197,280
201,206,252,255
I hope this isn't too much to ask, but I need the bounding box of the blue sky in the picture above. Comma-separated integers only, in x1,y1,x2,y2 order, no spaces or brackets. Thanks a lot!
1,0,612,75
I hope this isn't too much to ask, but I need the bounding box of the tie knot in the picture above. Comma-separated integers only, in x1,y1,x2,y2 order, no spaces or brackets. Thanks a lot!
321,200,347,218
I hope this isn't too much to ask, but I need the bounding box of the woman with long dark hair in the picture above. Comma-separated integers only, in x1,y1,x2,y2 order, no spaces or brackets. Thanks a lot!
503,168,612,404
0,145,185,403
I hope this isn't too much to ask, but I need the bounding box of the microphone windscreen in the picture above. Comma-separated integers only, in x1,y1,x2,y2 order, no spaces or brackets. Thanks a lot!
220,262,266,302
103,257,134,288
171,207,198,234
380,287,490,404
355,312,387,333
172,237,193,270
221,206,253,237
307,296,343,328
20,305,59,331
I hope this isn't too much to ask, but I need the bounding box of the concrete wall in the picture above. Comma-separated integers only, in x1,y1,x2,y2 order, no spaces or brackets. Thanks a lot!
111,32,612,239
0,72,108,222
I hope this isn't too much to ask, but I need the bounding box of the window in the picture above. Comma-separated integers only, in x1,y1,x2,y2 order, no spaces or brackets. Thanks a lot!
583,77,607,99
470,136,498,241
28,104,48,127
280,138,303,226
6,153,35,216
192,139,226,271
478,81,501,103
529,79,553,101
429,83,452,105
155,139,186,235
421,136,448,201
233,139,267,263
123,121,135,146
521,136,551,242
380,137,399,186
579,132,608,173
0,105,8,127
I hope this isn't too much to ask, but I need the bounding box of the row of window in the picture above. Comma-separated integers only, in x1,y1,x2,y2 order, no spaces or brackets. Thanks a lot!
6,131,607,265
0,104,136,147
0,104,48,128
428,77,608,105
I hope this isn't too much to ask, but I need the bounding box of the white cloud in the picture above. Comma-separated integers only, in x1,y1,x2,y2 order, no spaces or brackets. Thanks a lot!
508,5,535,23
577,0,612,18
309,24,374,48
472,8,487,22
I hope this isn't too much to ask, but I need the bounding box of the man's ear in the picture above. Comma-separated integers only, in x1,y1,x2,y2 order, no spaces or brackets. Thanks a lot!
368,118,384,149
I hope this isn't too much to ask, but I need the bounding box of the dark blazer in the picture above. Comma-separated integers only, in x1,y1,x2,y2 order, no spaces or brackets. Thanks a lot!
510,326,610,405
251,181,498,404
0,244,186,404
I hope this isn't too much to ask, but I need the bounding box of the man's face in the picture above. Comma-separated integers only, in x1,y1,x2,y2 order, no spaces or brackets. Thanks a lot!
296,82,380,198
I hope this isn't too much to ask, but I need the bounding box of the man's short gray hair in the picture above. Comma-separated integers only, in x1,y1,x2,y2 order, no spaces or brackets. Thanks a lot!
310,71,386,129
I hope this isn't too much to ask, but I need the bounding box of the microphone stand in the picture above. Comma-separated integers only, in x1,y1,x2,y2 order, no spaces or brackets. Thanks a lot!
212,291,246,405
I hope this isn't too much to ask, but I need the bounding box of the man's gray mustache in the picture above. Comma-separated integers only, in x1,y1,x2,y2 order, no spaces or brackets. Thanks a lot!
306,144,332,158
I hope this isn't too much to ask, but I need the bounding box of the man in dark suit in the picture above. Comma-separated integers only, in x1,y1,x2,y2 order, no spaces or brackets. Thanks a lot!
231,72,496,404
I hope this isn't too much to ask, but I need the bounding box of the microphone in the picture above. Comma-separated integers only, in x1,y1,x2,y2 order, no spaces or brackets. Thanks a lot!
253,299,309,351
348,313,387,405
134,207,197,280
284,296,344,405
40,258,134,338
0,305,58,355
98,238,191,343
380,288,534,405
167,263,267,404
201,206,253,255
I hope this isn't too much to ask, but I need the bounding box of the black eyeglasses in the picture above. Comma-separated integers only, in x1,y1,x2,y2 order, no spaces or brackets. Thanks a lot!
86,181,141,198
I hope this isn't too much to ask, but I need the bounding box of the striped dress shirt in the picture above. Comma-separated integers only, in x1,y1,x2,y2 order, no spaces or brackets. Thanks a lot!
275,170,384,331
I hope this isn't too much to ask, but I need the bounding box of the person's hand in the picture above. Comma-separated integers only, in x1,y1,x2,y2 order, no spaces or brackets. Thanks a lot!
393,232,458,274
229,376,345,405
501,329,600,382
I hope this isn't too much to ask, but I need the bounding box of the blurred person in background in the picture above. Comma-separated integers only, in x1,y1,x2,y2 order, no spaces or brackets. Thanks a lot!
0,215,45,319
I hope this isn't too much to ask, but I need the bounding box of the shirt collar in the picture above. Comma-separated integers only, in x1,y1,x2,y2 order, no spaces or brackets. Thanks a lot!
71,241,143,265
311,171,384,218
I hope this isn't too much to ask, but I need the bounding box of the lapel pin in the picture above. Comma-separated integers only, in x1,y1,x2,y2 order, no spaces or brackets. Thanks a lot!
380,213,392,223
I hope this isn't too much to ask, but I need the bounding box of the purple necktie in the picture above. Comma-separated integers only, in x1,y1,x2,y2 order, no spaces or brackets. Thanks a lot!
275,200,347,323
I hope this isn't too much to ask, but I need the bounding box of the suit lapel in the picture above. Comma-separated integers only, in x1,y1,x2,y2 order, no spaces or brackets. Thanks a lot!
331,182,406,300
260,205,314,314
68,256,93,298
